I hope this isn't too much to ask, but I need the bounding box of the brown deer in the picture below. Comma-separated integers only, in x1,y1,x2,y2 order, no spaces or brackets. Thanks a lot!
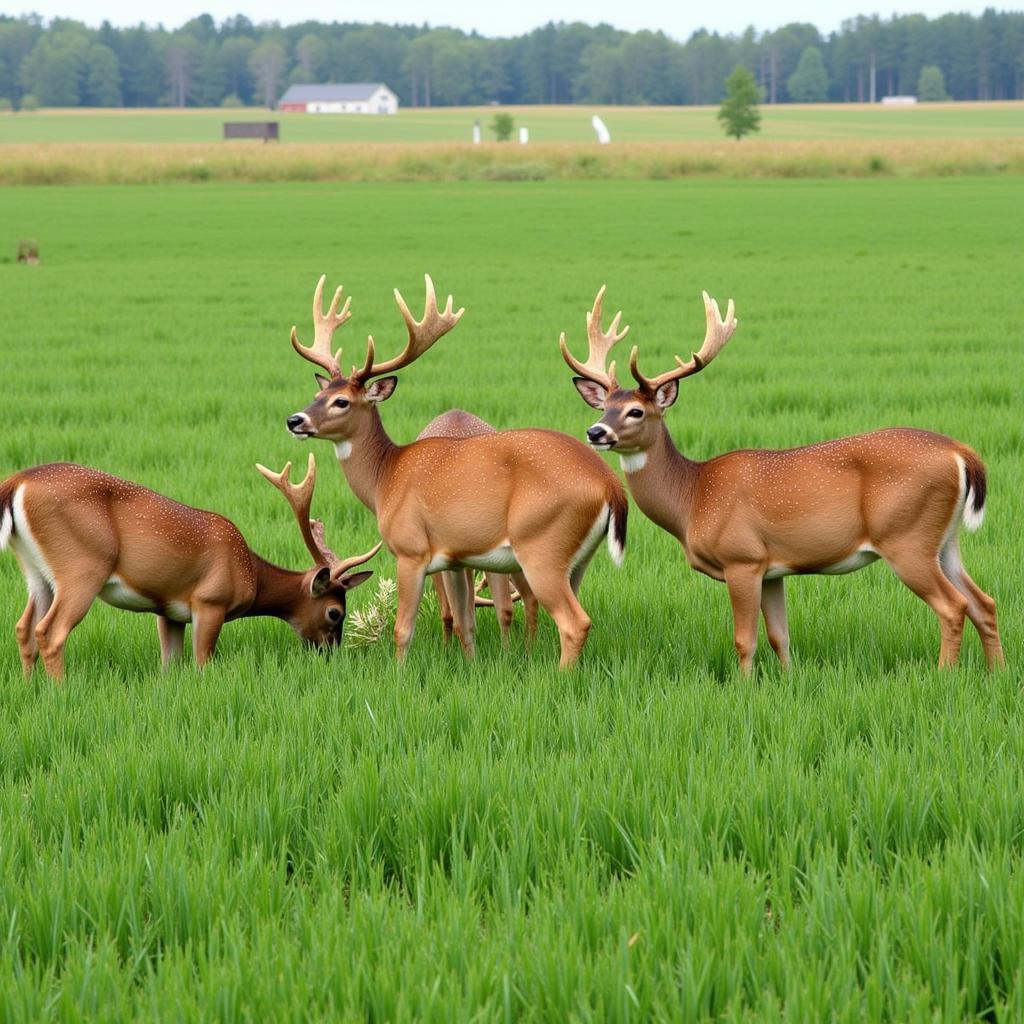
561,285,1004,673
417,409,539,646
0,457,379,678
285,274,627,667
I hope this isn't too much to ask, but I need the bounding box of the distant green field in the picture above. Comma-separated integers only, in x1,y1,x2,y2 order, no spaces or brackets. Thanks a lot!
2,101,1023,144
1,177,1022,1020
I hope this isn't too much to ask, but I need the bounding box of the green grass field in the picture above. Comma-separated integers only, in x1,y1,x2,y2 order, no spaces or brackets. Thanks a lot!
3,101,1023,144
0,176,1022,1020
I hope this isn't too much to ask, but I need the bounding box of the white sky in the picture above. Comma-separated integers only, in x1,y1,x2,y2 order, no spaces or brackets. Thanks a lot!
9,0,1003,38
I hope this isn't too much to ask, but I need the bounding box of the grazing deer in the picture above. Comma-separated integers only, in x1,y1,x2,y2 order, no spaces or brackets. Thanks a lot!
561,286,1004,673
0,457,378,678
417,409,539,646
285,274,627,667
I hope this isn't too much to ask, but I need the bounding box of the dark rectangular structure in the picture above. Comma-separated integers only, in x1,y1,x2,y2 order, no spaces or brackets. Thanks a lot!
223,121,280,142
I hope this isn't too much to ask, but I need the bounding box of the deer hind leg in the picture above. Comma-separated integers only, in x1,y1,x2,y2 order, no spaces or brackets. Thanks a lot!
760,577,791,668
432,574,455,644
35,579,103,681
511,571,539,647
940,541,1004,669
394,559,428,661
485,572,515,647
157,616,186,668
879,541,968,668
445,567,476,660
724,566,763,675
516,557,591,669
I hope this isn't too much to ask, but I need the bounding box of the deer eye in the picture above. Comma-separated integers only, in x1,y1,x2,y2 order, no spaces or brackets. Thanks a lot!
326,607,342,623
332,398,349,410
626,408,644,419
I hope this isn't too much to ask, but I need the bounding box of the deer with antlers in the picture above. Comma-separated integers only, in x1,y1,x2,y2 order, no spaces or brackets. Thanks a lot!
561,285,1004,673
285,274,626,667
0,457,378,678
417,409,539,647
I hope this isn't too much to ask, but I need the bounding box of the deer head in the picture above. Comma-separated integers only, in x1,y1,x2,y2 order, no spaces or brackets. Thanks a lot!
562,286,737,456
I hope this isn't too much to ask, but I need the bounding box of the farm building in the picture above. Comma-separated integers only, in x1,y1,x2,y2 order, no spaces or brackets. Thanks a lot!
278,84,399,115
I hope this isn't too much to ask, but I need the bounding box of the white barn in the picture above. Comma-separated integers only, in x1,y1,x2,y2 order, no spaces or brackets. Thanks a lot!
278,83,399,115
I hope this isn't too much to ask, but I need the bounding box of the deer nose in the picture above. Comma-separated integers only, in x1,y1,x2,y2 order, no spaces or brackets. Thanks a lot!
287,414,307,432
587,425,609,444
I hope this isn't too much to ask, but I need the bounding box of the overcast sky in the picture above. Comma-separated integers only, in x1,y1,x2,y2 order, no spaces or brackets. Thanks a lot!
12,0,1003,37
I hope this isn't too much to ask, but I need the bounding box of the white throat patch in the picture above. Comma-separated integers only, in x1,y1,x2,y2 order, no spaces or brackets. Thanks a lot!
334,441,353,461
619,452,647,474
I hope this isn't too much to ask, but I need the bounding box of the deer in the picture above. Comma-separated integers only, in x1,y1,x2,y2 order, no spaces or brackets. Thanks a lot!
560,285,1004,674
0,456,379,678
417,409,539,647
284,274,627,668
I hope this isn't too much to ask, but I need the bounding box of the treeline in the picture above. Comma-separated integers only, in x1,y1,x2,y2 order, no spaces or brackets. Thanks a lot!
1,11,1022,111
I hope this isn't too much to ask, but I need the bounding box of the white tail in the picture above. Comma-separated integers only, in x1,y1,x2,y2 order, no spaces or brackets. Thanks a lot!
0,505,12,552
607,509,625,567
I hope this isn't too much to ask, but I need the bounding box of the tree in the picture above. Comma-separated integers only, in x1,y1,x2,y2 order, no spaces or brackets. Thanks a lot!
248,38,285,108
787,45,829,101
165,33,199,107
490,111,514,140
85,43,121,106
717,65,761,140
293,33,326,81
917,64,947,100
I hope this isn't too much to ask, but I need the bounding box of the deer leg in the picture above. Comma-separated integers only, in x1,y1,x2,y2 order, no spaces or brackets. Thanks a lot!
880,545,968,668
939,541,1004,668
517,559,591,669
511,571,539,647
724,566,763,675
485,572,514,647
157,616,186,668
760,577,791,667
191,604,227,667
445,568,476,659
394,559,427,661
35,583,101,681
432,574,454,644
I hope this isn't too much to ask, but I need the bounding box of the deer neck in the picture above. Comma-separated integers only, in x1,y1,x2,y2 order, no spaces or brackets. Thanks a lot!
334,409,399,514
618,422,698,541
249,555,308,622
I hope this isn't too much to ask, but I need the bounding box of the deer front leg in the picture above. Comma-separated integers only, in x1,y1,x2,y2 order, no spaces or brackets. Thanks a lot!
724,566,763,675
760,577,790,667
394,559,428,661
157,616,186,668
191,603,227,667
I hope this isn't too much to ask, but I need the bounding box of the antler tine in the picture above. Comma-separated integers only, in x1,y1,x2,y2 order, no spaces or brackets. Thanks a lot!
289,274,352,378
352,273,465,384
309,519,384,579
559,284,630,391
255,453,328,566
629,289,738,393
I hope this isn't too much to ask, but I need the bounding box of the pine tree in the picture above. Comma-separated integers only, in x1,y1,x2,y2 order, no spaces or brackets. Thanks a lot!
787,46,829,102
717,66,761,141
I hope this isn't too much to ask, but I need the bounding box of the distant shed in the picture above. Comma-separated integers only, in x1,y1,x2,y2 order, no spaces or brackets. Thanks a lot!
279,84,399,115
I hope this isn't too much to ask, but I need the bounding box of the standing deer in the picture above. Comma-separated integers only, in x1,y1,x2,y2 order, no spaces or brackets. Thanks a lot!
0,457,378,678
561,285,1004,673
417,409,539,646
285,274,627,667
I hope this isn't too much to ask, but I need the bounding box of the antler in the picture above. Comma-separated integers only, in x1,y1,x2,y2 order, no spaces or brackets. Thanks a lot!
255,453,330,565
309,520,382,579
629,290,737,394
351,274,464,384
559,285,630,392
290,274,352,378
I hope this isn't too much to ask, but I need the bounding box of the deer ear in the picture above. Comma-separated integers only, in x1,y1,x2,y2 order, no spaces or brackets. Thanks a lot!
654,380,679,410
315,373,332,392
365,377,397,403
573,377,607,410
339,570,373,591
310,566,332,597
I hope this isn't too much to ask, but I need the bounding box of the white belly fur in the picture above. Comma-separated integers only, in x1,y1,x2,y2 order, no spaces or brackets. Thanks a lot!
99,576,193,622
427,544,520,574
764,547,880,580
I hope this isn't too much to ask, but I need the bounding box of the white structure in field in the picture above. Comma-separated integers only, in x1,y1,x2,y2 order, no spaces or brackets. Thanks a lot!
279,83,399,114
881,95,918,105
591,114,611,144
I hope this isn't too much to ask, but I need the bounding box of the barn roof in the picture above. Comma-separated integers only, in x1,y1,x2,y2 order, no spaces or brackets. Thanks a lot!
279,83,391,103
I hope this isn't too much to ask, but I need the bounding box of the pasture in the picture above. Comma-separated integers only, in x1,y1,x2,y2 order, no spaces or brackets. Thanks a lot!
3,101,1024,144
0,175,1022,1020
